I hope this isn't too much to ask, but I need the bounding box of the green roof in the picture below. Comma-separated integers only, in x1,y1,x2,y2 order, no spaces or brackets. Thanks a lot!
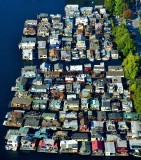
124,112,139,119
42,113,56,120
19,127,29,136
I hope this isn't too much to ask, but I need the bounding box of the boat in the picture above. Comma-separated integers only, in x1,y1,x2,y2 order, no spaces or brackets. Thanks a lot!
40,104,46,110
66,66,69,71
132,150,141,157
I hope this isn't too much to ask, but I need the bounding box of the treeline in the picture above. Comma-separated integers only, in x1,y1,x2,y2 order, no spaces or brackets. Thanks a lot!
112,25,136,57
105,0,134,19
112,24,140,83
108,0,141,114
113,25,141,114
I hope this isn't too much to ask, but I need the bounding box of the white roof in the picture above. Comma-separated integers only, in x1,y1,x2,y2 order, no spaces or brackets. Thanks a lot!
8,135,19,141
43,138,54,146
131,121,141,133
64,120,78,126
129,139,141,146
67,94,76,99
22,49,33,55
25,20,37,25
100,8,106,14
70,65,82,71
60,140,77,147
92,120,104,128
105,142,115,153
65,5,79,10
38,41,46,49
65,77,74,81
117,140,127,148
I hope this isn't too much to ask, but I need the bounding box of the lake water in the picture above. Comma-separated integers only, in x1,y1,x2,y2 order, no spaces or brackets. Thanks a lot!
0,0,138,160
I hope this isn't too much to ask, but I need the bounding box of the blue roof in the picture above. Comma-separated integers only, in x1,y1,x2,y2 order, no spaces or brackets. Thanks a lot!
65,19,73,23
45,63,50,68
91,121,94,127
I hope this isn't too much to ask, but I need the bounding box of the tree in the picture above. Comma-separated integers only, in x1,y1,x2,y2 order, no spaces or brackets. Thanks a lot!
113,25,136,56
104,0,115,14
139,19,141,35
133,80,141,114
123,9,132,19
129,82,137,92
114,0,123,16
122,3,129,11
122,52,140,80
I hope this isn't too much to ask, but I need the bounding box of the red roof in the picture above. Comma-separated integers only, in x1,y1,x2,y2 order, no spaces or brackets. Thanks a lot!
92,140,104,151
38,140,46,147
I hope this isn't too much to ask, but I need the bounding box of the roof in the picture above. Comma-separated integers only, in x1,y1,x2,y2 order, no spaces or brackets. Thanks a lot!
65,100,79,105
106,134,120,141
33,99,47,105
80,141,91,152
124,112,139,119
7,135,19,141
102,99,110,107
116,140,127,148
60,140,78,149
108,66,123,72
22,66,36,71
91,128,104,139
49,49,59,56
21,136,33,143
31,84,47,90
97,111,107,120
71,133,88,140
54,63,63,70
24,117,40,127
92,140,104,151
91,121,104,128
104,142,115,153
107,112,123,120
129,139,141,147
38,49,47,56
19,127,29,136
131,121,141,133
64,119,77,125
106,71,124,77
54,131,68,136
16,76,27,86
22,37,36,43
111,50,119,55
70,65,83,71
5,129,19,139
9,111,23,118
42,113,56,119
24,111,40,118
11,97,32,105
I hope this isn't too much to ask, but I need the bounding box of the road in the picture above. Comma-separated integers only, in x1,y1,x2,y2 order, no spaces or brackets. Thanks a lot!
132,14,141,55
130,0,141,55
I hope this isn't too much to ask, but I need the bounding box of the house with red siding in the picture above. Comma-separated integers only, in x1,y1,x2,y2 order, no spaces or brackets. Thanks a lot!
91,140,104,156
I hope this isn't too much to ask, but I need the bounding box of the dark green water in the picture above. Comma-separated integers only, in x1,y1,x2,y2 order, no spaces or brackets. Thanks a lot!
66,0,104,6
